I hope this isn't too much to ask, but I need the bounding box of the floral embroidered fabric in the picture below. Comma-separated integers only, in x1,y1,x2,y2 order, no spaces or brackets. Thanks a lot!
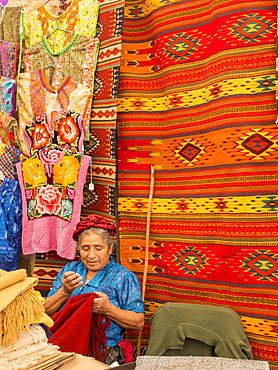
24,110,85,156
16,154,90,259
21,150,83,221
17,70,93,154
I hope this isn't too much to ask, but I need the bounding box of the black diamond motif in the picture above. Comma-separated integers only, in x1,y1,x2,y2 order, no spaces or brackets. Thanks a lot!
241,133,273,155
178,143,201,161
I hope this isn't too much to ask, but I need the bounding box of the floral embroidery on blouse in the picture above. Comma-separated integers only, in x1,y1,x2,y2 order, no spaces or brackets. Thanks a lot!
22,157,47,187
21,150,82,221
53,155,80,187
36,184,63,215
25,110,84,156
18,71,91,154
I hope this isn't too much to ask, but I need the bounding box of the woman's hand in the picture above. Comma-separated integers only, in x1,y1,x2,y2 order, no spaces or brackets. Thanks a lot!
62,271,83,295
93,291,144,331
44,271,83,316
92,291,112,315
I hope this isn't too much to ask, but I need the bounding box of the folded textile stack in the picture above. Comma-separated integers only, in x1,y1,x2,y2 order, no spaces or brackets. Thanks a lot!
25,353,111,370
0,269,58,369
0,325,60,369
0,269,52,345
0,269,110,369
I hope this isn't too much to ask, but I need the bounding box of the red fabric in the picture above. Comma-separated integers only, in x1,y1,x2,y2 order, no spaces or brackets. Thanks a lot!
48,293,110,360
118,338,134,364
72,214,117,241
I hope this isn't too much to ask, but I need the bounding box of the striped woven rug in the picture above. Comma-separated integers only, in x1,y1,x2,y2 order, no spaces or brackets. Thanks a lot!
117,0,278,367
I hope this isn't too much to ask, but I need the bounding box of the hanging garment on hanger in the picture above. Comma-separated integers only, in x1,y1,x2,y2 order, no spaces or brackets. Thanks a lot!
20,148,84,222
24,0,99,53
17,70,93,155
0,144,21,179
16,153,90,260
0,6,23,44
23,34,100,90
0,111,21,149
0,177,22,271
0,76,16,117
0,40,20,79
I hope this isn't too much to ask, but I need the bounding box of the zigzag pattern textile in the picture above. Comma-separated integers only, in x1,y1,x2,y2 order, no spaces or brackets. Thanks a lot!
117,0,278,367
33,0,124,293
82,0,124,219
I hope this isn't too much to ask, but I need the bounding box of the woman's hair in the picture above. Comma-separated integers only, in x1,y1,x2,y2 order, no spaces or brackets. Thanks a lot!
76,226,115,252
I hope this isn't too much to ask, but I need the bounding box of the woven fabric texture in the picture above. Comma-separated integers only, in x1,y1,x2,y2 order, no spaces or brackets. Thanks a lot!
117,0,278,368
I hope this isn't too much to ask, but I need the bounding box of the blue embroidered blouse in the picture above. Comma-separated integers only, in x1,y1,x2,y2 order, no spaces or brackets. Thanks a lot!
47,259,144,347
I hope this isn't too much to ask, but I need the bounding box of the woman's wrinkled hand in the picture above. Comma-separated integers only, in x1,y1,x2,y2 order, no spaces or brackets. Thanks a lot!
62,271,83,295
92,291,112,315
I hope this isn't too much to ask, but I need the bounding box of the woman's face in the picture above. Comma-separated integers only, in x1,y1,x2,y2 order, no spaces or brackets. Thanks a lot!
79,232,113,274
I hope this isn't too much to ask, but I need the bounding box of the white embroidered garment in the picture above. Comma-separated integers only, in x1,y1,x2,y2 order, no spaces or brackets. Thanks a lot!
0,325,59,370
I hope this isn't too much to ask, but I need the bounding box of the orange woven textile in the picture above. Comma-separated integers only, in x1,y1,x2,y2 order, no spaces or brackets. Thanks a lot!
117,0,278,368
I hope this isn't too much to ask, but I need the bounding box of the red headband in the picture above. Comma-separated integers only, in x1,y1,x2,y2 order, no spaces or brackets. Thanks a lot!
72,214,117,241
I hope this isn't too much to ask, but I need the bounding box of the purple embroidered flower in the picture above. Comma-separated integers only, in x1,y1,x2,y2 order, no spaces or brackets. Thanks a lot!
25,188,33,200
67,188,75,200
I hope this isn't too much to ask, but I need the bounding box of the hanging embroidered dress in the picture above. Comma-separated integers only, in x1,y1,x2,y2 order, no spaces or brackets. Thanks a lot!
24,110,85,157
0,40,20,79
23,34,100,90
17,70,93,155
0,111,21,149
0,144,21,179
0,6,23,44
24,0,99,53
16,152,90,260
0,177,22,271
0,76,16,117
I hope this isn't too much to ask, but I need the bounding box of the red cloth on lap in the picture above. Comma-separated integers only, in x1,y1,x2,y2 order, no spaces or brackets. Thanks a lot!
48,292,110,360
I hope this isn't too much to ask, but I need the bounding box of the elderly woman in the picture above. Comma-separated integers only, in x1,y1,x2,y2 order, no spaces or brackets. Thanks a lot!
44,214,144,365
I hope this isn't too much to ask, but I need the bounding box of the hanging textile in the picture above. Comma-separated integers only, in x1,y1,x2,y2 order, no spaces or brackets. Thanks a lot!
17,70,93,155
20,149,84,222
33,0,125,294
23,35,100,89
0,6,23,44
81,0,124,217
0,111,21,149
117,0,278,368
0,144,20,179
23,110,85,157
24,0,99,53
0,76,16,117
0,177,22,271
0,40,20,79
16,153,90,260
